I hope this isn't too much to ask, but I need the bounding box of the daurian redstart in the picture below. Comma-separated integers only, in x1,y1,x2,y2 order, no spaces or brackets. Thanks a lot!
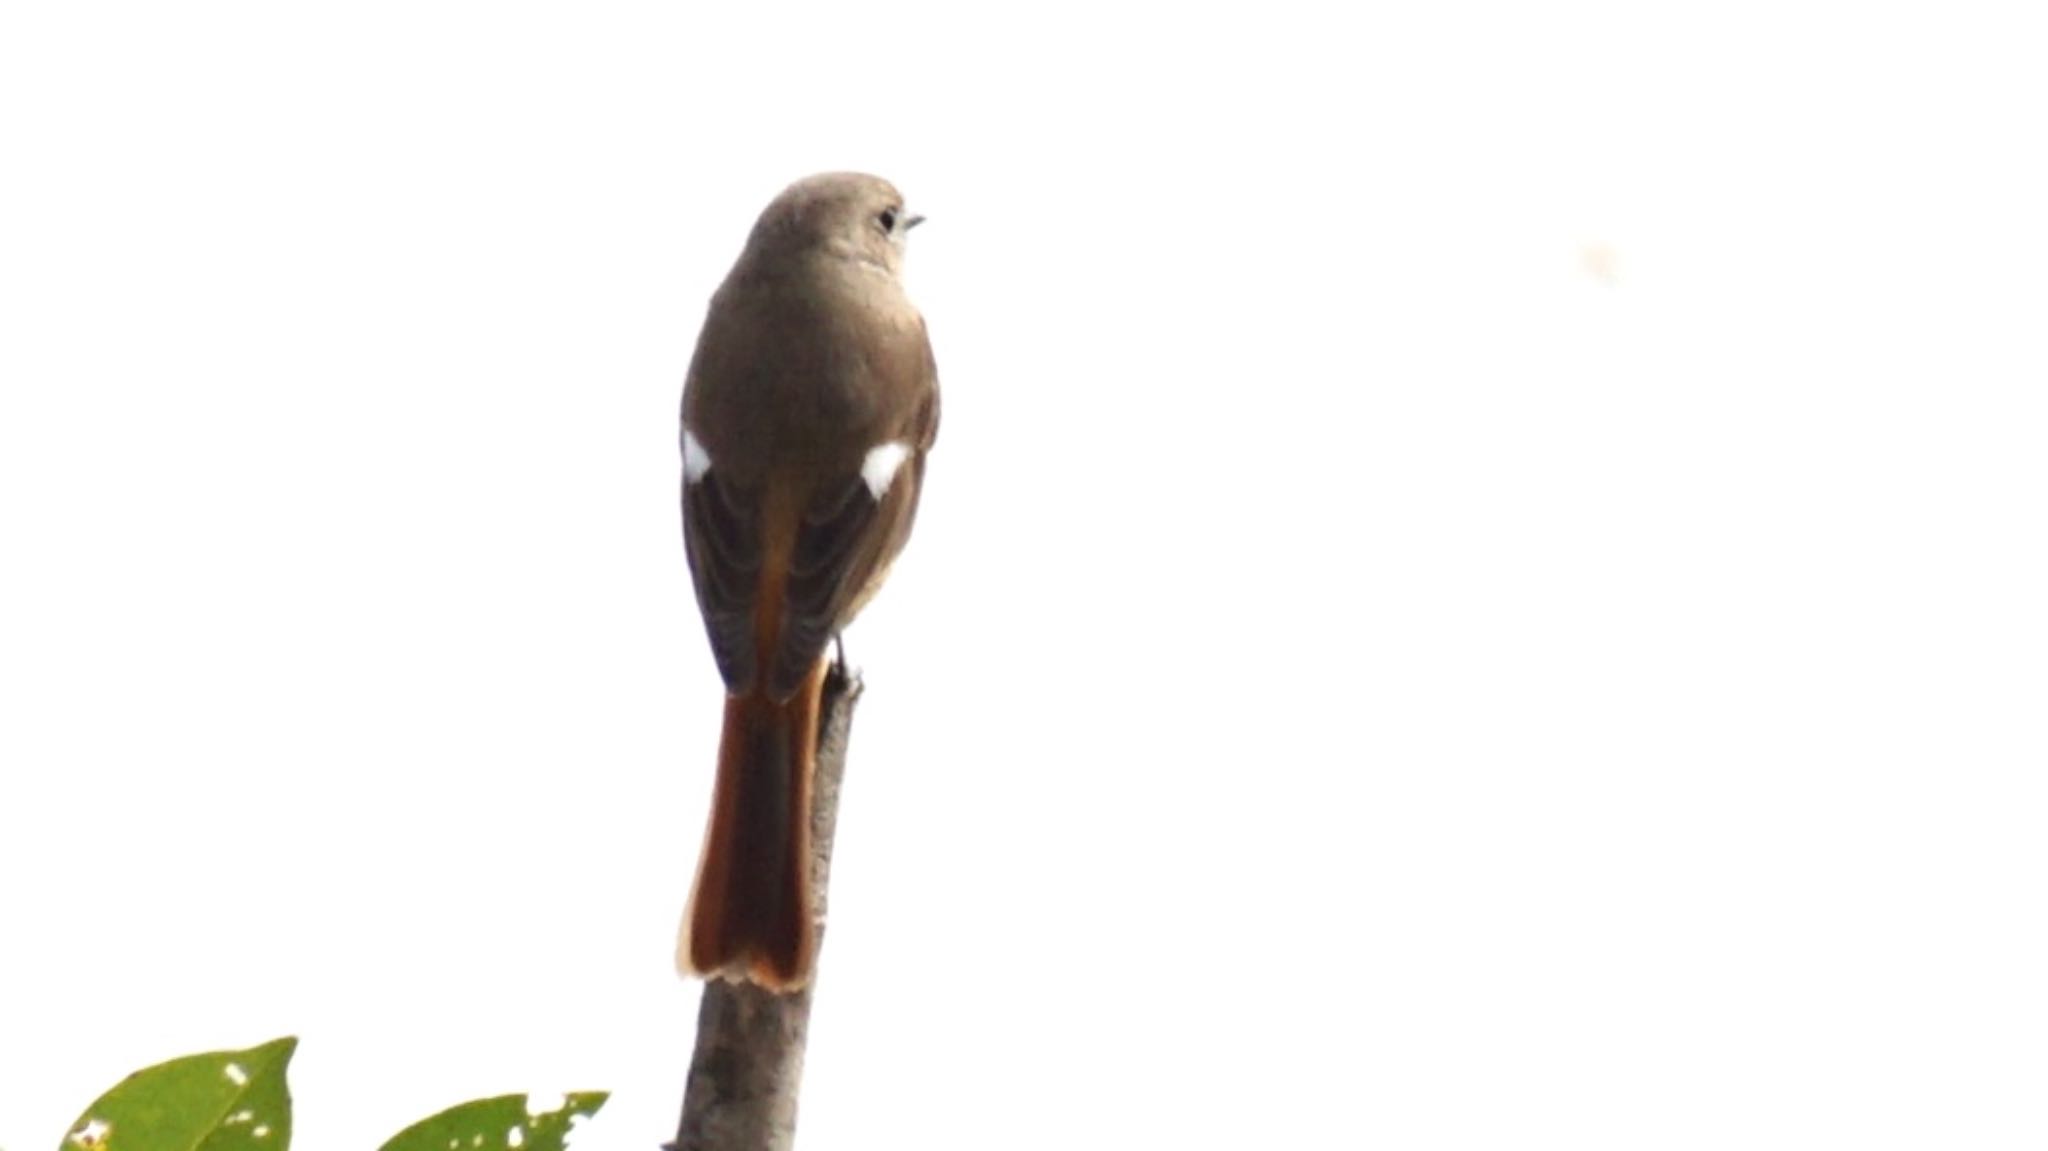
675,173,939,990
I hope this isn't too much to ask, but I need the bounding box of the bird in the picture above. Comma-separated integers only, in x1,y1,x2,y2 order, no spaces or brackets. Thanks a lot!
675,172,940,991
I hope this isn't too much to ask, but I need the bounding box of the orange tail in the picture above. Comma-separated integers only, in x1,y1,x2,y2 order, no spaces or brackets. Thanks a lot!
679,657,827,991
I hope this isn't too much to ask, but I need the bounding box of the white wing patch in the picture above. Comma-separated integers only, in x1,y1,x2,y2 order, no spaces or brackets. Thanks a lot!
682,426,712,484
861,441,912,500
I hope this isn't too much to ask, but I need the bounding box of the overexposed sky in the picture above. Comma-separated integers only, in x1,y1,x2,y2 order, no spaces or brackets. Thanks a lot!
3,2,2045,1147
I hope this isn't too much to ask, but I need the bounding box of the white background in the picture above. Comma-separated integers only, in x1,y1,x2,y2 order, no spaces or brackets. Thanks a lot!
4,2,2045,1148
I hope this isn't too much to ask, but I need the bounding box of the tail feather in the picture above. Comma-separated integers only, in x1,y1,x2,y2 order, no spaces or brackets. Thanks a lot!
679,657,827,990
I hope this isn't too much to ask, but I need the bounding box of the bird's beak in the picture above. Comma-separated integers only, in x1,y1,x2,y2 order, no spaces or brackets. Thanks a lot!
904,213,927,231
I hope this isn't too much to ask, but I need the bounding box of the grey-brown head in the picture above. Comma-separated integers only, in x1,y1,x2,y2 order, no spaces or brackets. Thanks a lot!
742,171,924,277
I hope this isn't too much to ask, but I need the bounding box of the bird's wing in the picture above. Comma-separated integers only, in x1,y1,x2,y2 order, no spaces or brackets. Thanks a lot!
770,452,924,697
682,464,764,694
684,445,925,702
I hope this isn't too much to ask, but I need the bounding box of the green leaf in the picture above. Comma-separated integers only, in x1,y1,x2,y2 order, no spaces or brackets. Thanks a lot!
59,1036,297,1151
376,1093,607,1151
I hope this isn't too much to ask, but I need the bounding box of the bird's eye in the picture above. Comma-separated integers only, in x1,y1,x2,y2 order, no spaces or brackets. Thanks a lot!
877,208,899,233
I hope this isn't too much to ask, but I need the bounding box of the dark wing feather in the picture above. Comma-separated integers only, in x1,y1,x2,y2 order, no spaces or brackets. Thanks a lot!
769,382,939,697
683,469,762,692
767,461,923,699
